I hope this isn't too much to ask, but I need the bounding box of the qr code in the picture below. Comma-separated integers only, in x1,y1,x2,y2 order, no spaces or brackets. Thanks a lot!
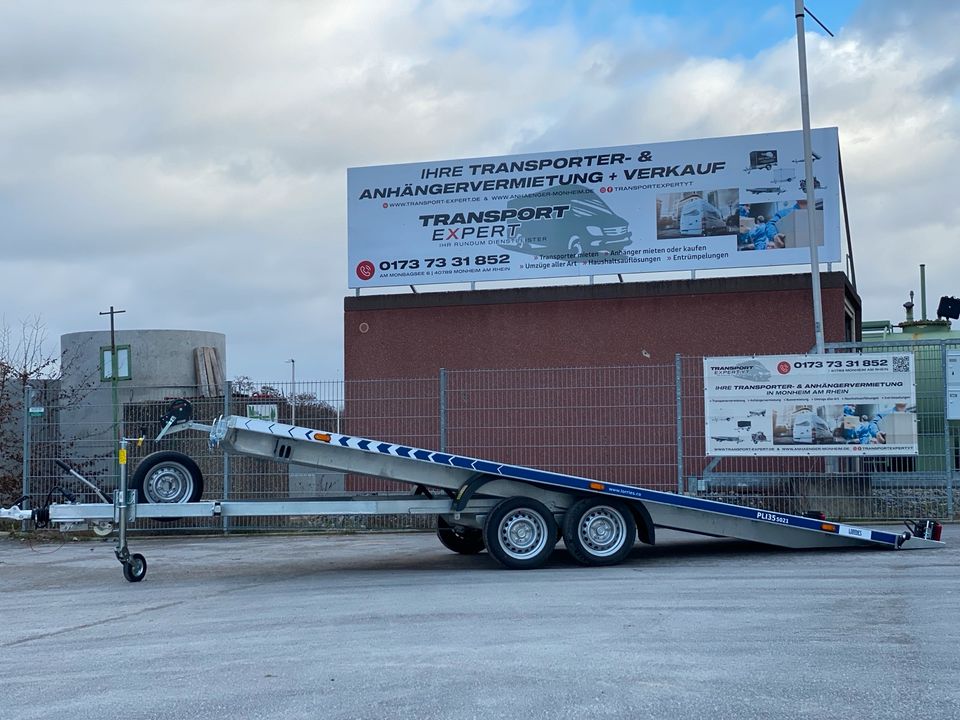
892,355,910,372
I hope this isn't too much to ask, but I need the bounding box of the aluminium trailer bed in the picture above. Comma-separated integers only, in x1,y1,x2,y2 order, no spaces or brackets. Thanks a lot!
1,401,944,582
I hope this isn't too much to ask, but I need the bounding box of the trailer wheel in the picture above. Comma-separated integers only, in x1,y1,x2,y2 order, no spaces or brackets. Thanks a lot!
436,516,485,555
132,451,203,520
122,553,147,583
483,497,557,569
562,498,636,566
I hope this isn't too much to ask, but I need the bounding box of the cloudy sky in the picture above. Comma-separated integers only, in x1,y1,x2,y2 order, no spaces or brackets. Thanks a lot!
2,0,957,383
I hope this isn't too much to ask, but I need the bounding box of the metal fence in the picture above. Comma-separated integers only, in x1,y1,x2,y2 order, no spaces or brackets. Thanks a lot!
5,339,958,533
680,340,960,520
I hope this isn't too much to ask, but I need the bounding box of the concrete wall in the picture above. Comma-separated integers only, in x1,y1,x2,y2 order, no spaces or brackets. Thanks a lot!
58,330,226,474
61,329,226,391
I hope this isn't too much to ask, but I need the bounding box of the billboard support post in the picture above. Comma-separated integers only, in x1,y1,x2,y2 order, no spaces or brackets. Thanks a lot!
795,0,825,354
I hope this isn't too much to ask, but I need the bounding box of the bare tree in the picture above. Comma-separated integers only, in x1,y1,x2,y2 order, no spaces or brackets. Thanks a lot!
231,375,257,396
0,315,57,387
0,317,96,505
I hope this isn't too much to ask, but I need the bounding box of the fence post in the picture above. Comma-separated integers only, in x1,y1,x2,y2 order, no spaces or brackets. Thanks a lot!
223,380,232,535
675,354,684,494
942,344,954,518
439,368,447,453
21,384,34,530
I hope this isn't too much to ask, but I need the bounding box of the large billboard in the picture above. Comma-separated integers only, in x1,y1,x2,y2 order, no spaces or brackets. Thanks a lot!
703,353,918,456
347,128,841,288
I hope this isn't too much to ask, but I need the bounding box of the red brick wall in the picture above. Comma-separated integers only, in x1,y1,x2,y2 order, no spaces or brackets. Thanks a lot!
344,273,859,378
340,273,859,492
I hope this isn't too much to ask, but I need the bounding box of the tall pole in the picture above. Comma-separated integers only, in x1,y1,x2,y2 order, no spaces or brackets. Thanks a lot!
795,0,825,354
99,306,126,443
287,358,296,426
99,306,126,488
22,384,34,529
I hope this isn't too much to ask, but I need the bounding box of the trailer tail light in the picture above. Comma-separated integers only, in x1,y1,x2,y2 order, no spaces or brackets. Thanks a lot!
907,520,943,541
314,433,331,442
820,523,838,533
589,482,604,491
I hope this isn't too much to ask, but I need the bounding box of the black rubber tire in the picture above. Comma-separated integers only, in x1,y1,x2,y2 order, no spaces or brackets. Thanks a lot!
483,497,557,570
123,553,147,583
436,516,485,555
562,498,637,566
131,451,203,522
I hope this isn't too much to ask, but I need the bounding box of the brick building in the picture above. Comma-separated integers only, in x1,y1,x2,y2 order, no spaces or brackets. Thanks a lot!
344,272,858,378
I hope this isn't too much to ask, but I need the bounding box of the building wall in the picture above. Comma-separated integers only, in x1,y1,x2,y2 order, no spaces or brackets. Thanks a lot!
339,272,858,492
344,272,860,379
57,330,227,474
61,329,226,391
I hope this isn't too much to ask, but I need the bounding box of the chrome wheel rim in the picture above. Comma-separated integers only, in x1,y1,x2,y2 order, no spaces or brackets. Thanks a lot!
144,462,194,503
498,509,549,560
578,506,628,557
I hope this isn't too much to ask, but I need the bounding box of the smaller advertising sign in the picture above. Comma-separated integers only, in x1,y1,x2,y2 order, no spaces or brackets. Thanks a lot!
703,353,917,456
247,404,279,422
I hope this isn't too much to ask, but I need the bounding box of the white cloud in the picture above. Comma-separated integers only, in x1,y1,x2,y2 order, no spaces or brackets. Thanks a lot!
0,0,957,382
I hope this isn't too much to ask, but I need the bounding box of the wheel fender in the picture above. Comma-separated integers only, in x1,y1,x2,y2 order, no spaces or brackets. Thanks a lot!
452,474,497,512
630,501,655,545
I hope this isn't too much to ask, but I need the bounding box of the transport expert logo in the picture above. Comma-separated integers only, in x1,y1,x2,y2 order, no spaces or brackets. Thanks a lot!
356,260,376,281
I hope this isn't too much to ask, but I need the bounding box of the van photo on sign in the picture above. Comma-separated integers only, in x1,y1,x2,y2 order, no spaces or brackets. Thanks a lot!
679,197,726,236
499,184,632,259
656,188,739,239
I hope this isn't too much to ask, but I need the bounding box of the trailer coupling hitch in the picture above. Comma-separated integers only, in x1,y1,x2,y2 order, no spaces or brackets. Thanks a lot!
1,486,80,528
0,503,34,523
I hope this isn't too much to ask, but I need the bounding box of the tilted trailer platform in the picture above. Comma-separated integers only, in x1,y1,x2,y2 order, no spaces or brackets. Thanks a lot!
1,400,944,582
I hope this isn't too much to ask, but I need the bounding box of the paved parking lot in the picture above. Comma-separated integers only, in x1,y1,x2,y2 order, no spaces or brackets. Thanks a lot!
2,525,957,720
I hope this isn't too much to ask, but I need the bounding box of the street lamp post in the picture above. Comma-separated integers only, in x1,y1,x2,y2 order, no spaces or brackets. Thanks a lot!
286,358,296,426
795,0,826,354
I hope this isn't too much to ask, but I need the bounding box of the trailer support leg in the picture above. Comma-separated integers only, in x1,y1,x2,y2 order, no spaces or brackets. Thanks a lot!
113,436,147,582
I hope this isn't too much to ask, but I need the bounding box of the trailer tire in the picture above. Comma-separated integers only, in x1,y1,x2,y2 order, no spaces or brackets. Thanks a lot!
483,497,557,570
122,553,147,583
562,498,636,566
132,451,204,521
436,516,485,555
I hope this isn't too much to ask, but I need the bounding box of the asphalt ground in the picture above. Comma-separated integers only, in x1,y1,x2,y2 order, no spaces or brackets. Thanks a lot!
2,525,957,720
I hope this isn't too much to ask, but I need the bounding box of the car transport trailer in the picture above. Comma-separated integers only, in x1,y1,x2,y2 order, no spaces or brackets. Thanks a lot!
1,400,945,582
